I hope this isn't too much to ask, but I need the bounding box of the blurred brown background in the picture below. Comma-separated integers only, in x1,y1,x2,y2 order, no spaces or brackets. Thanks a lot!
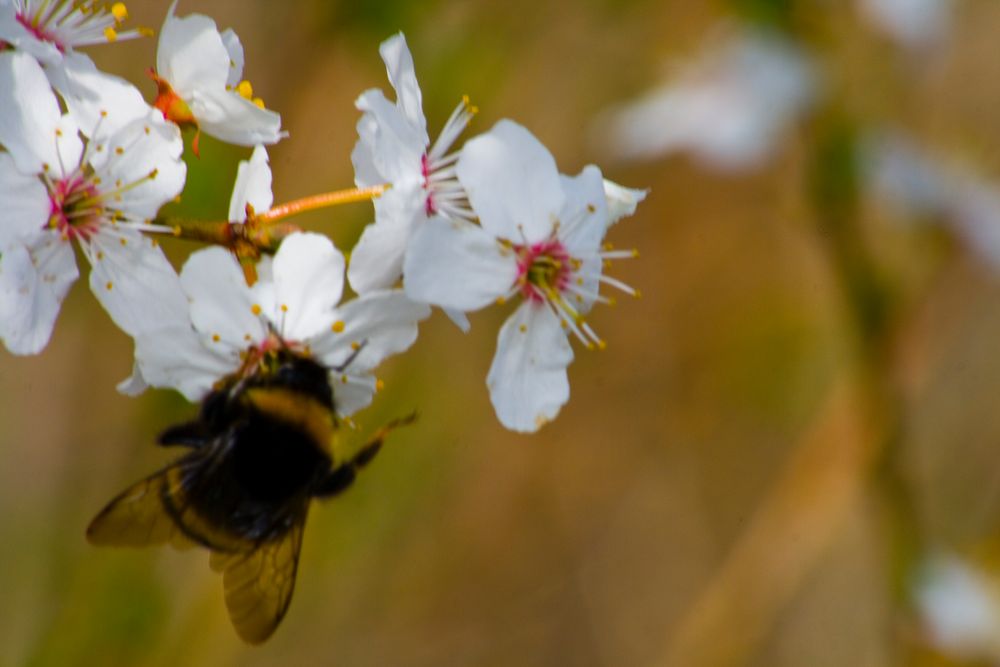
5,0,1000,665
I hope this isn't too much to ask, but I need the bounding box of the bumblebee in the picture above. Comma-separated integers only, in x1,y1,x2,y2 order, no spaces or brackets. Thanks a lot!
87,348,408,644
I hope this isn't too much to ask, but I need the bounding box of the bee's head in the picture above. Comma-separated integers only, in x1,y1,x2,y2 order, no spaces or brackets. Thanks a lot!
265,350,334,409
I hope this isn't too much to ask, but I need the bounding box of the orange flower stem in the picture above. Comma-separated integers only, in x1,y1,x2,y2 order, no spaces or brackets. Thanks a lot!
256,185,388,225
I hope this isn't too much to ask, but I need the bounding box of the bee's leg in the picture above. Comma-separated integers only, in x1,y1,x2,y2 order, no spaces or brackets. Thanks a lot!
313,413,416,498
157,421,209,449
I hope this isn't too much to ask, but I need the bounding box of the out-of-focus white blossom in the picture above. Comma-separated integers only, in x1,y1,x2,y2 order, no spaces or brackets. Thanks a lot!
857,0,951,50
151,0,285,150
0,51,186,355
916,553,1000,663
863,132,1000,270
595,29,816,171
348,32,476,297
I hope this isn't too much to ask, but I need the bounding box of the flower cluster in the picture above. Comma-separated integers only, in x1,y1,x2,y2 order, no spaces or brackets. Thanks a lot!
0,3,646,435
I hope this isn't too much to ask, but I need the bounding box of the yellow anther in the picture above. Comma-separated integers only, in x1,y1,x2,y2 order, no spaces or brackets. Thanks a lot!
496,296,507,305
350,341,360,351
462,94,479,114
114,146,123,155
252,97,265,109
280,304,288,312
631,249,639,258
237,80,253,99
375,379,385,391
244,334,252,342
340,375,348,384
597,340,607,351
172,226,181,236
96,251,104,260
105,281,113,290
603,243,614,251
111,2,128,21
634,290,642,299
55,128,62,137
251,304,262,315
138,27,154,38
587,204,596,213
104,27,118,42
119,238,127,246
519,324,527,333
332,320,345,333
212,334,221,342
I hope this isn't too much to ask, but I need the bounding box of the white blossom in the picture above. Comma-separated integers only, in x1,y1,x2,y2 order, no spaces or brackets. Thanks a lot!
348,32,476,296
0,0,143,66
134,233,430,417
0,51,187,355
916,553,1000,663
857,0,951,50
863,132,1000,271
595,29,816,170
404,120,642,432
151,0,285,150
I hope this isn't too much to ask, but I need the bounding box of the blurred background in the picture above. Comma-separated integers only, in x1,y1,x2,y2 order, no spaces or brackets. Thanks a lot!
7,0,1000,665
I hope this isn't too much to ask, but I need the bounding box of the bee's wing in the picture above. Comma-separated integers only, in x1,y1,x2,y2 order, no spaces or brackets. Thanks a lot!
86,461,200,550
211,516,306,645
87,457,248,553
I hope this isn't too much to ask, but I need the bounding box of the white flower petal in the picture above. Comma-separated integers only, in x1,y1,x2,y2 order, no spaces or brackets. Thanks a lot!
134,324,236,402
191,86,285,146
0,51,79,175
351,111,383,188
403,216,517,311
329,373,378,418
603,178,648,225
0,152,49,247
457,119,564,243
355,88,426,183
116,361,149,396
311,290,429,375
220,27,245,88
557,165,611,257
93,112,185,220
156,1,230,95
87,228,188,337
181,246,265,348
347,185,424,294
0,232,78,355
45,52,151,144
378,33,428,145
271,233,345,342
487,303,573,432
228,145,273,222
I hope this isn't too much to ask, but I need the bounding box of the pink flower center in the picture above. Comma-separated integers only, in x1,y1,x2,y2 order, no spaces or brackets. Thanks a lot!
515,239,572,303
48,176,101,241
16,12,64,51
421,153,437,215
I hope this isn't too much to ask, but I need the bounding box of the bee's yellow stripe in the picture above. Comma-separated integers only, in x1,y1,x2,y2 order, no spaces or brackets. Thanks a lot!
244,387,335,455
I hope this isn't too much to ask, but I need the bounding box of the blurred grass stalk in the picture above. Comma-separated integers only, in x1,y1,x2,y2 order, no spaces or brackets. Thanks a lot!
661,2,926,663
